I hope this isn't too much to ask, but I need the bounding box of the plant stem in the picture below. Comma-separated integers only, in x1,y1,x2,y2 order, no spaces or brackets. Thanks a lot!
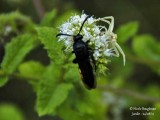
98,85,160,103
0,70,39,81
126,53,160,66
32,0,45,19
0,70,4,76
1,69,159,103
58,55,72,82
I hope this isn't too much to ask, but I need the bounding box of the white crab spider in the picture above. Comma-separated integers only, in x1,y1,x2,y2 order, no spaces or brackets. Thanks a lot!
95,16,126,65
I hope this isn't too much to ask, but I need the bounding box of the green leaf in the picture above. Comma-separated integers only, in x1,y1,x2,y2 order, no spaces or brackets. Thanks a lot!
36,63,73,116
36,27,64,63
145,85,160,98
36,82,73,116
1,34,37,74
64,63,79,83
76,101,95,115
132,35,160,61
148,103,160,120
0,11,34,34
18,61,45,80
57,89,106,120
111,58,134,80
116,21,139,43
18,61,46,91
0,76,8,87
0,103,24,120
41,9,57,26
56,91,100,120
132,34,160,74
57,103,84,120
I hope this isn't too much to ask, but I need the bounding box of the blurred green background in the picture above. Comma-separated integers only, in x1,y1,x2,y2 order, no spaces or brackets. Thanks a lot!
0,0,160,120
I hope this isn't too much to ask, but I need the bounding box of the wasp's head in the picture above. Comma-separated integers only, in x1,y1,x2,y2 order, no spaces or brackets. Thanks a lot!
74,34,83,41
56,15,90,41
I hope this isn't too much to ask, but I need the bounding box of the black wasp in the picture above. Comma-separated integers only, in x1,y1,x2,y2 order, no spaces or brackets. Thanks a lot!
56,15,96,89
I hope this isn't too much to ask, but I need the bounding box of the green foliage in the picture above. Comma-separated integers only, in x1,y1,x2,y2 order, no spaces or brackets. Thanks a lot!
145,85,160,98
0,11,36,86
0,11,34,36
148,103,160,120
0,34,37,86
57,90,106,120
132,34,160,74
37,82,73,116
18,61,46,91
40,9,57,26
36,27,64,62
0,76,8,87
132,35,160,61
0,10,160,120
1,34,37,74
18,61,45,80
0,103,24,120
54,10,79,27
116,21,139,44
35,61,74,116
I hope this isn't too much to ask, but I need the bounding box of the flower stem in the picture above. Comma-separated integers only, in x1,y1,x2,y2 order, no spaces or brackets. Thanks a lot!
126,54,160,66
32,0,45,19
0,69,39,81
98,85,160,103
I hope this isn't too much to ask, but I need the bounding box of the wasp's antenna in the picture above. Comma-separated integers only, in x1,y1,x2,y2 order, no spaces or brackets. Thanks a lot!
56,33,73,37
78,15,91,35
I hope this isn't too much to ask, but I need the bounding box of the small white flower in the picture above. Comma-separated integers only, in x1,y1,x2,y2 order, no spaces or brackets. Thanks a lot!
95,38,102,48
93,50,101,60
5,26,12,33
57,13,126,72
4,25,12,35
94,27,101,35
80,14,87,22
87,17,94,24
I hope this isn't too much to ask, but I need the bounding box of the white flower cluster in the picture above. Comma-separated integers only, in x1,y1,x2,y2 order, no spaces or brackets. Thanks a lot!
57,13,125,69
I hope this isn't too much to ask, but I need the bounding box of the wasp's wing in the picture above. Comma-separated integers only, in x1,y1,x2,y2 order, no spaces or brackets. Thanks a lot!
78,60,96,89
